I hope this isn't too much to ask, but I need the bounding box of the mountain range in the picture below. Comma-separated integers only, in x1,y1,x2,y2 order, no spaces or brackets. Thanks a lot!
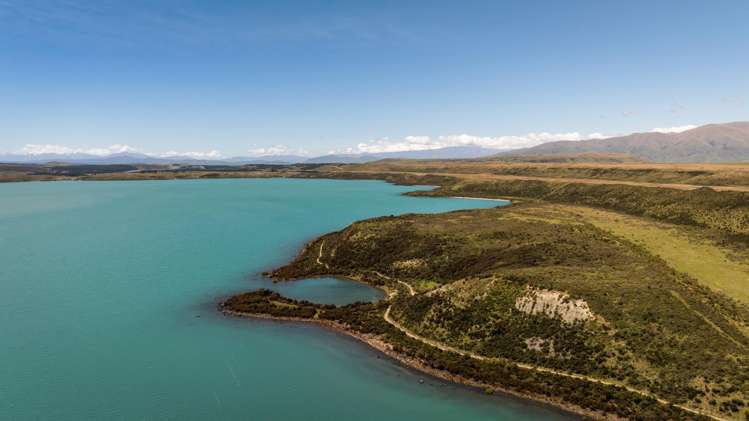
0,146,501,165
0,152,310,166
303,146,502,163
501,121,749,162
3,122,748,165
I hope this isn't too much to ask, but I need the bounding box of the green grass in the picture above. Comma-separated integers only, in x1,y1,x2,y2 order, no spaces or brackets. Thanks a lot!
414,179,749,237
574,206,749,306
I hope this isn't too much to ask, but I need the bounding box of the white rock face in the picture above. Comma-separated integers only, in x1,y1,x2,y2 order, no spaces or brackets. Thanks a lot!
515,289,593,324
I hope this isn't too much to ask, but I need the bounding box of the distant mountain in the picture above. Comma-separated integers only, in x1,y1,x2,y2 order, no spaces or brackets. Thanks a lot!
304,146,501,164
303,154,377,164
11,122,748,165
0,152,310,165
0,152,149,164
225,155,309,165
487,152,641,164
0,146,505,166
0,152,198,165
501,122,749,163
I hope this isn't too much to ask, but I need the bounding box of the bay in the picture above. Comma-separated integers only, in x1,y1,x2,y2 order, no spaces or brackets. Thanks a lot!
0,178,575,420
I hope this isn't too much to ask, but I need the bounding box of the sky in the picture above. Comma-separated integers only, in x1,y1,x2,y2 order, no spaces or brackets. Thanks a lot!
1,0,747,158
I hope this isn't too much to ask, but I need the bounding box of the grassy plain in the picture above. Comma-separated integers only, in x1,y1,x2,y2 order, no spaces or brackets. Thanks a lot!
572,207,749,306
349,157,749,188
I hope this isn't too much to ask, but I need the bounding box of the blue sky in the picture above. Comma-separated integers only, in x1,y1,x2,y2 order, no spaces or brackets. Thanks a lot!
1,0,747,158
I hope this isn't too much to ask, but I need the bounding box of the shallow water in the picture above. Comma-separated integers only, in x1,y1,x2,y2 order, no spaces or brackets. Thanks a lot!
257,276,385,306
0,178,577,420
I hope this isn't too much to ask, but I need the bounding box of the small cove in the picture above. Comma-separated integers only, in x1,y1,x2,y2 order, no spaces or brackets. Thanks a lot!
251,276,385,306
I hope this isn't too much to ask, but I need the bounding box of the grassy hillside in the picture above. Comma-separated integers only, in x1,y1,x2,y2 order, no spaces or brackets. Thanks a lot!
269,204,749,419
498,122,749,163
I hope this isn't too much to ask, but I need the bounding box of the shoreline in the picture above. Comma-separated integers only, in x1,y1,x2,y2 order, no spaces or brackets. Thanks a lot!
271,273,392,297
450,195,511,202
221,308,617,421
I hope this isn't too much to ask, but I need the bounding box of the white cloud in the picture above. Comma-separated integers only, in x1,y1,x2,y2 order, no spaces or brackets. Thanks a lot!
19,144,76,155
11,124,696,160
15,143,224,160
159,150,222,159
344,131,612,154
651,125,697,134
19,143,140,156
354,136,441,154
247,145,290,156
247,144,310,157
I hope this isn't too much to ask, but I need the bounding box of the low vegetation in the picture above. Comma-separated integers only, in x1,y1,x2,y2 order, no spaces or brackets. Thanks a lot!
6,158,749,188
349,158,749,187
412,179,749,239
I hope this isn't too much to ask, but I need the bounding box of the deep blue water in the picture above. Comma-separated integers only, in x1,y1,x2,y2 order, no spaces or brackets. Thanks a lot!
0,178,576,420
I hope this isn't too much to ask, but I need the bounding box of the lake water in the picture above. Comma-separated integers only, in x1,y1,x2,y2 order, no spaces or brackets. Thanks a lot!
256,276,385,306
0,178,576,420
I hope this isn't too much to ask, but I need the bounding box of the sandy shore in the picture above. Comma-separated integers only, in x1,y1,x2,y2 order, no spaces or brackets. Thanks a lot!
221,308,622,421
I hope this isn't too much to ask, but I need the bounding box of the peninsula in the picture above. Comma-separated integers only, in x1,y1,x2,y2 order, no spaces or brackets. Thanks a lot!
218,156,749,421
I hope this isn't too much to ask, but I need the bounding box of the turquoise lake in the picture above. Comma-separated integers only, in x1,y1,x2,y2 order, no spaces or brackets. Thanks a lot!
0,178,577,420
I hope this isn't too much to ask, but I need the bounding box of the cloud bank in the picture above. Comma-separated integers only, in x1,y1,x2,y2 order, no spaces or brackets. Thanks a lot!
7,124,695,158
651,125,698,134
160,150,222,159
14,144,224,159
20,143,138,156
246,144,309,157
335,124,697,154
341,131,611,154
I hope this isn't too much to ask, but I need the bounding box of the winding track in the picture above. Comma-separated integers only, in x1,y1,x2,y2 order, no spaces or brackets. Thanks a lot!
316,241,330,269
397,280,415,296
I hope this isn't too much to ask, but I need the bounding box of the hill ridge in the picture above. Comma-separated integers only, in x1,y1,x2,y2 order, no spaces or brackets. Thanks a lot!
502,122,749,162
